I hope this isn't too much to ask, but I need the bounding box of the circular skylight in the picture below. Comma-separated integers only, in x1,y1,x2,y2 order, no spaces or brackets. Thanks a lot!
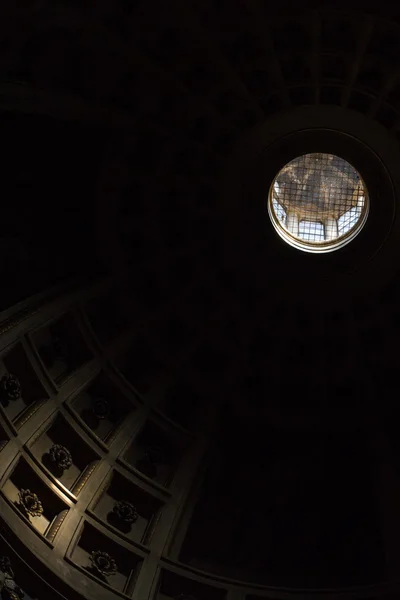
268,153,369,253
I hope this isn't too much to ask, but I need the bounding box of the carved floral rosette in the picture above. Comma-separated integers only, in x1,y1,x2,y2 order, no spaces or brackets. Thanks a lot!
51,335,69,361
89,551,117,578
48,444,72,470
112,500,138,524
0,374,21,401
0,557,12,578
91,397,110,420
18,489,43,517
144,446,164,466
0,576,24,600
41,334,69,368
0,557,24,600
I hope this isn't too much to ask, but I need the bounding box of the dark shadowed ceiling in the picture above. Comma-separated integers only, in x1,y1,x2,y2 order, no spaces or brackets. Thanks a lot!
2,0,400,589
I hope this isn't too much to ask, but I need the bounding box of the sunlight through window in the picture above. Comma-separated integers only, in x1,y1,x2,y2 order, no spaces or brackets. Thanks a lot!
268,153,369,253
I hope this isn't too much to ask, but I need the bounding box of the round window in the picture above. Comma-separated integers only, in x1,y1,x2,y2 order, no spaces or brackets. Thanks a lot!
268,153,369,253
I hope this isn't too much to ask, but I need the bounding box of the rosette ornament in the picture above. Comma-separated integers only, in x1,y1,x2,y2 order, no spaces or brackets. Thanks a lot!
0,557,24,600
48,444,72,470
91,397,109,420
41,334,69,368
144,446,164,466
18,489,43,517
112,500,138,524
0,374,21,401
89,551,117,578
0,557,13,578
0,577,24,600
52,335,69,361
137,444,167,479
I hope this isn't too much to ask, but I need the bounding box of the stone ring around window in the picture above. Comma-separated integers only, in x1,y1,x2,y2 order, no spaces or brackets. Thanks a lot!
48,444,73,470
